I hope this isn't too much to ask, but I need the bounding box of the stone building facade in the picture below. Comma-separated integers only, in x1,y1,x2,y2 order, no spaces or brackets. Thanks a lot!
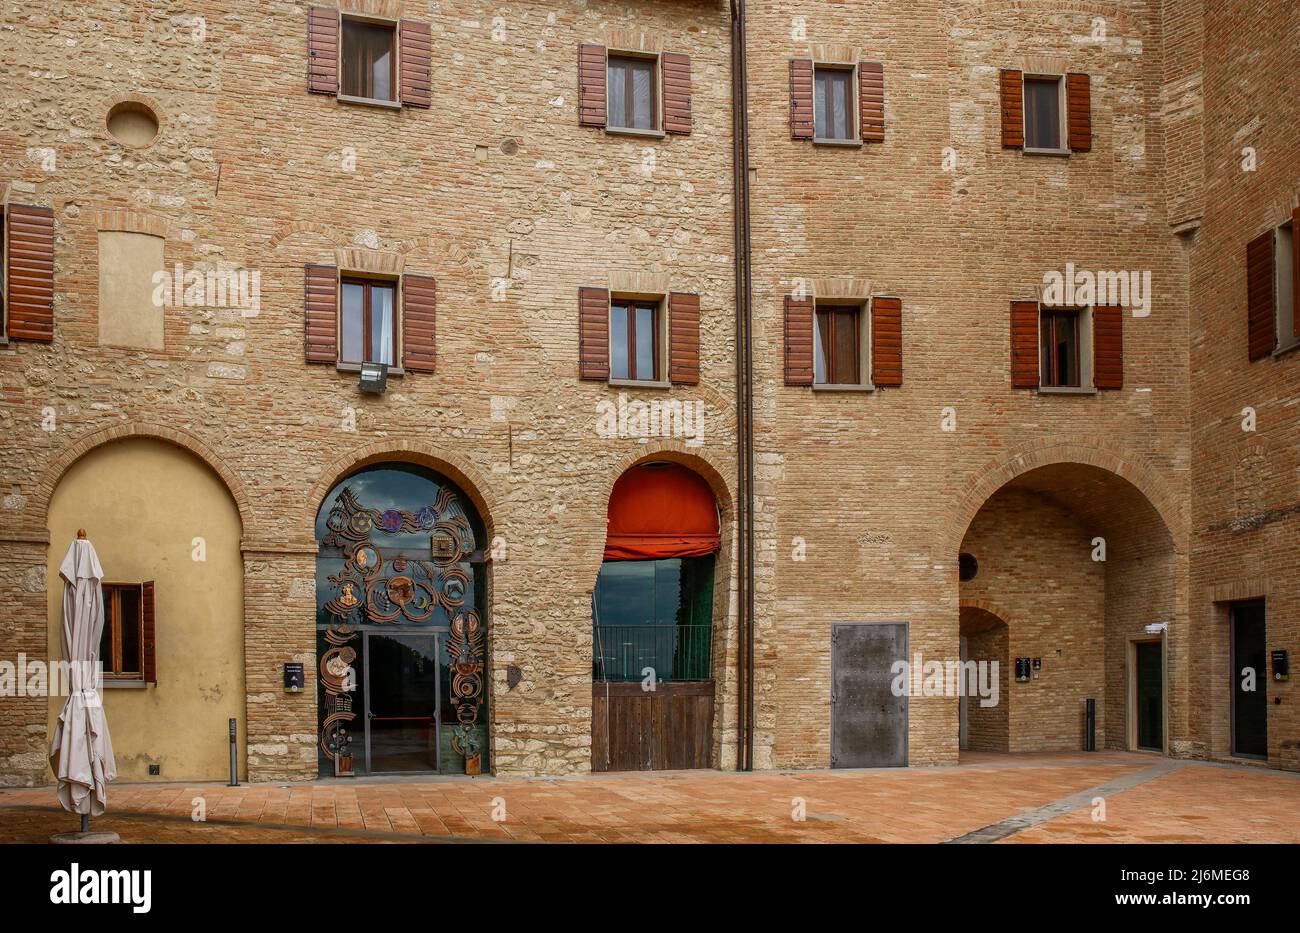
0,0,1295,785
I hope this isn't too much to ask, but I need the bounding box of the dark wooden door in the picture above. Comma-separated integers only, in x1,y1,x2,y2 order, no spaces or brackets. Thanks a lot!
831,623,908,768
591,681,714,771
1231,600,1267,758
1135,640,1163,751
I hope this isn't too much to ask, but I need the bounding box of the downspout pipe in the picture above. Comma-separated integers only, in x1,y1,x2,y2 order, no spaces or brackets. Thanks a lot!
729,0,755,772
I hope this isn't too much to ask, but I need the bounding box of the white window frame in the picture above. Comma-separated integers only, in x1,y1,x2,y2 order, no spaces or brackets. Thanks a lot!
607,292,670,388
812,61,860,147
1274,221,1298,355
604,49,665,139
337,12,402,110
812,296,873,390
335,270,405,375
1022,72,1069,157
1037,304,1096,394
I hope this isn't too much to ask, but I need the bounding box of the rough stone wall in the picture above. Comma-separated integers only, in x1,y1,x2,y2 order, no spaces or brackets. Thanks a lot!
0,0,738,783
1186,0,1299,770
747,0,1191,768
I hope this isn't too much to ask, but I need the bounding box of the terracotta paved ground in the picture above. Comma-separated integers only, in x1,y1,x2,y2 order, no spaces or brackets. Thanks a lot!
2,752,1295,844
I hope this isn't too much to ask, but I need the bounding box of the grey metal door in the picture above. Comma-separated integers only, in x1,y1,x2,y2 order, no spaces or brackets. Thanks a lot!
831,623,908,768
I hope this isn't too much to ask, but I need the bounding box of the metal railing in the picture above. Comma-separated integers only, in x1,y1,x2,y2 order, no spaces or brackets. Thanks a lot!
593,624,712,683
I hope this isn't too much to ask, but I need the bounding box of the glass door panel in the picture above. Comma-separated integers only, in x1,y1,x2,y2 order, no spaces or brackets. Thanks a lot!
365,631,440,773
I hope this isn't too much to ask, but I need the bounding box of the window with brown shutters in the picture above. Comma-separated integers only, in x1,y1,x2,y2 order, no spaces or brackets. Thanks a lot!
1000,70,1025,149
399,20,432,109
307,6,339,96
4,203,55,343
1010,300,1040,387
871,296,902,386
1066,73,1092,152
668,291,700,384
789,60,814,140
402,274,436,373
859,62,885,144
784,294,814,385
578,44,608,128
1092,304,1123,389
578,286,610,380
304,264,339,364
99,582,154,684
661,52,692,135
1246,229,1276,361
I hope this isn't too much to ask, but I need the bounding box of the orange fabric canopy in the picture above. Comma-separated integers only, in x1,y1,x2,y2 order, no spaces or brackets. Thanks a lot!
604,463,720,561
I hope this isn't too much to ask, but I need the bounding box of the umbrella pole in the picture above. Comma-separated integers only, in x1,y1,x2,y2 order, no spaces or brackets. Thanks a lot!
81,814,89,833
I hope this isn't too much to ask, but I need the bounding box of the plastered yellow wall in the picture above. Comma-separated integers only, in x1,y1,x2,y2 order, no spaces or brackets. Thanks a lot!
97,231,164,349
47,438,246,781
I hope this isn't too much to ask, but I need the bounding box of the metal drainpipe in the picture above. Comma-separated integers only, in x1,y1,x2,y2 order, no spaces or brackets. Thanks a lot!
729,0,755,772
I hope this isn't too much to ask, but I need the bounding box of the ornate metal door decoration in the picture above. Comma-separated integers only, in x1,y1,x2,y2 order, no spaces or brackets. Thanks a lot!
317,481,485,774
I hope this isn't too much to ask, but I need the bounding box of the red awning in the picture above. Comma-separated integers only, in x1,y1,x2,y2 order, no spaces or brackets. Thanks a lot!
604,463,720,561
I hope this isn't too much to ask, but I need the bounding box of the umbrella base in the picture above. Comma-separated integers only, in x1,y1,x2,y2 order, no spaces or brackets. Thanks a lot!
51,831,121,845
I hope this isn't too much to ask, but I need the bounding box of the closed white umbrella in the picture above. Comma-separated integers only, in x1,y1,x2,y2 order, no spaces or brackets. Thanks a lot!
48,531,117,830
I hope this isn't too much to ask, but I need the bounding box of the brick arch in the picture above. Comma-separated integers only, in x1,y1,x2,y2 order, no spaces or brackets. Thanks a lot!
305,441,500,542
946,438,1186,556
34,422,253,531
603,440,736,517
950,1,1145,33
959,598,1019,629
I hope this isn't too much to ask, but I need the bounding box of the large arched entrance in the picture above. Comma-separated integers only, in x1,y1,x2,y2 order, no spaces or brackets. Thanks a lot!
314,463,488,776
956,460,1179,756
591,461,722,771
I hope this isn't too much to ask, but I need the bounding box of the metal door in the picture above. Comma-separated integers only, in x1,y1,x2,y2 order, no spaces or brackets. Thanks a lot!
831,622,908,768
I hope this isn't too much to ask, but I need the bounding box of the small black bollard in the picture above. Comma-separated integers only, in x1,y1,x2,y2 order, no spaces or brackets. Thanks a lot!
228,718,239,786
1084,698,1096,752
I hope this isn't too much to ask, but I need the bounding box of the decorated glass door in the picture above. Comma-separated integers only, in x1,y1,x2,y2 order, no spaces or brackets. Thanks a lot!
316,464,488,776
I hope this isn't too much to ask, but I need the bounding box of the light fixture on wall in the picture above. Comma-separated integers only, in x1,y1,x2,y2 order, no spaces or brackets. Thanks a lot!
1144,621,1169,635
359,362,388,395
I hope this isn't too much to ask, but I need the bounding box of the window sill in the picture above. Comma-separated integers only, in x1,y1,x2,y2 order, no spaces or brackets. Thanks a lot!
608,378,672,390
338,94,402,111
605,126,666,140
813,137,863,148
813,383,875,392
1271,338,1300,359
335,362,405,377
1037,385,1097,395
1023,147,1072,157
102,680,147,689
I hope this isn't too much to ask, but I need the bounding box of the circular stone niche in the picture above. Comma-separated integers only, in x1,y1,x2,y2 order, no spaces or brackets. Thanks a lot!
106,100,160,148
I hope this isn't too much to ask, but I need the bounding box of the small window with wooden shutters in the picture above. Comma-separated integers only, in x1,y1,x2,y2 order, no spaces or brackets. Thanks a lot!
814,65,856,142
100,582,155,684
1039,308,1082,387
1023,75,1065,152
814,304,863,385
610,298,661,382
340,277,396,367
1003,69,1091,154
1276,221,1298,353
340,16,397,105
607,54,657,133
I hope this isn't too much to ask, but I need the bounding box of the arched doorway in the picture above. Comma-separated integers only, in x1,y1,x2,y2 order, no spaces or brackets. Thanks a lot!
46,437,245,782
592,462,721,771
315,463,488,775
957,461,1178,756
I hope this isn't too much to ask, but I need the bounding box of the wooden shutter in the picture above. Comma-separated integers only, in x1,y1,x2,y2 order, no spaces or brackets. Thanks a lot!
784,295,814,385
662,52,692,135
1092,304,1123,389
399,20,432,109
578,286,610,380
307,7,339,96
402,274,436,373
871,297,902,386
1293,206,1300,344
1066,73,1091,152
1010,300,1040,387
304,264,338,364
789,60,814,139
859,61,885,143
141,581,156,685
1246,229,1276,361
578,44,607,128
6,204,55,343
1000,70,1024,149
668,292,700,384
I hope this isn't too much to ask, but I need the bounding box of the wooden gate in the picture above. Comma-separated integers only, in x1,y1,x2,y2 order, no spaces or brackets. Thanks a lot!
591,681,714,772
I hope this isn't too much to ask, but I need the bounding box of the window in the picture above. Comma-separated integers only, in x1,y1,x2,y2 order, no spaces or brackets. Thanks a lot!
814,304,862,385
1276,222,1296,351
607,54,657,131
609,299,660,381
98,231,165,349
814,66,855,140
1040,309,1081,387
341,18,396,103
100,583,144,680
593,556,714,682
1023,76,1064,151
340,277,396,366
